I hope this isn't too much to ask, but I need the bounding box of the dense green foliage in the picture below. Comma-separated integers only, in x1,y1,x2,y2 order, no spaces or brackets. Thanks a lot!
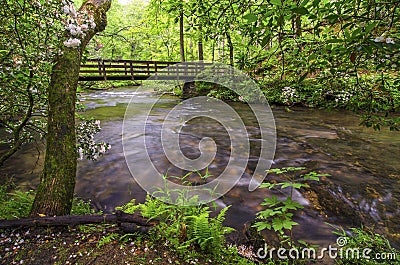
0,183,96,220
91,0,399,129
117,196,255,264
0,0,62,165
0,0,111,165
334,227,400,264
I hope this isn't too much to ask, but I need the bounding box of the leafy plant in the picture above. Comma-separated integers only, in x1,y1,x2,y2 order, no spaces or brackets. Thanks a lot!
184,206,234,253
0,185,35,220
0,183,98,219
117,171,235,259
333,227,400,264
118,193,233,255
71,197,100,215
97,232,119,248
253,167,328,246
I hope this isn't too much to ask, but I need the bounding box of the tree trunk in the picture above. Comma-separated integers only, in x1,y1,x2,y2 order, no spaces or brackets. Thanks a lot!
198,24,204,61
30,0,111,217
295,15,302,38
226,32,234,66
0,212,153,229
212,41,215,62
179,9,185,62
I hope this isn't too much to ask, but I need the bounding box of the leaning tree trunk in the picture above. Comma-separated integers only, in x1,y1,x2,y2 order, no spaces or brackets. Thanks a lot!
30,0,111,217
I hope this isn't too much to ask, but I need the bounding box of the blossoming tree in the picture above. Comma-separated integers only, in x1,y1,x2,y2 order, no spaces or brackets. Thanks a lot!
30,0,111,216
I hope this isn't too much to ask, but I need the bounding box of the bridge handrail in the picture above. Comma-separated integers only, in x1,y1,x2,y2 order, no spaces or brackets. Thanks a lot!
79,59,216,81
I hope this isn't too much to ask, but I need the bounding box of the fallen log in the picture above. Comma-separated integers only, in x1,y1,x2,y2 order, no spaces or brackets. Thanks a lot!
0,211,155,229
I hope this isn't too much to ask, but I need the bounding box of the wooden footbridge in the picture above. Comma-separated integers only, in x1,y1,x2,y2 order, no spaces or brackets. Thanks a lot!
79,59,214,81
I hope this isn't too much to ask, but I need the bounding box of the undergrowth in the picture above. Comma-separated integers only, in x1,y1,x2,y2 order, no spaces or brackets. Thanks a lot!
0,182,97,219
117,195,254,264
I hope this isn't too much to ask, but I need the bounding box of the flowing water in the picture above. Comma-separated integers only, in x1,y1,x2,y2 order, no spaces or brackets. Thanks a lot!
1,86,399,249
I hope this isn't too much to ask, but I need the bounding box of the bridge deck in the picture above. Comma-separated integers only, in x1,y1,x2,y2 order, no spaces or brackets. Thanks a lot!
79,59,213,81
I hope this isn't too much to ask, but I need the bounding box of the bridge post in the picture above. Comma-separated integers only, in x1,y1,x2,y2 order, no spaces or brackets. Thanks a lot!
102,60,106,81
129,61,134,80
182,81,196,99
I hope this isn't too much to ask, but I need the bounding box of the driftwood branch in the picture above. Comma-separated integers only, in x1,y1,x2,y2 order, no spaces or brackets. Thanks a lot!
0,211,155,229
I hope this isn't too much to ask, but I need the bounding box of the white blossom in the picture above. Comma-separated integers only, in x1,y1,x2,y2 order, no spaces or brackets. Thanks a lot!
62,5,70,14
63,38,81,48
75,26,83,35
66,23,76,31
386,38,395,44
69,28,77,35
374,36,385,43
281,86,298,104
67,4,77,17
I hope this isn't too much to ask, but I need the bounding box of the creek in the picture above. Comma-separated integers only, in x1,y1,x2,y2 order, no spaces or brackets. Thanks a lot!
2,86,399,248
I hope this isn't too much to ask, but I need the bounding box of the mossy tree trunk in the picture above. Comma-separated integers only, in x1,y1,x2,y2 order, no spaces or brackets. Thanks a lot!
30,0,111,217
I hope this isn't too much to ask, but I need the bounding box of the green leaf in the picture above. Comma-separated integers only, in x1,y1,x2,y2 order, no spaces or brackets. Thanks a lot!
262,196,280,207
365,21,379,34
257,208,281,218
272,218,284,231
308,14,317,19
351,28,362,40
325,14,339,23
243,13,257,23
361,45,373,55
270,0,282,6
280,182,306,189
282,197,303,211
292,7,309,15
344,29,351,41
312,0,321,7
303,172,328,181
282,218,298,230
300,0,310,6
298,72,308,83
253,221,271,231
261,34,271,47
259,182,276,189
326,38,343,44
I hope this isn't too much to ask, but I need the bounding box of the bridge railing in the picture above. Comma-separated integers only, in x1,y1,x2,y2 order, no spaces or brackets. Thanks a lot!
79,59,216,81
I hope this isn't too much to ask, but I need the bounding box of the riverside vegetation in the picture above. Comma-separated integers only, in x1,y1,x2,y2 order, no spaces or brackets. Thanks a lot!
1,169,399,264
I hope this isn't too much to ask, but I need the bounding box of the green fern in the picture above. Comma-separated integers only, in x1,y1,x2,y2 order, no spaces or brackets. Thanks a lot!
185,207,234,253
117,194,234,255
97,232,119,248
